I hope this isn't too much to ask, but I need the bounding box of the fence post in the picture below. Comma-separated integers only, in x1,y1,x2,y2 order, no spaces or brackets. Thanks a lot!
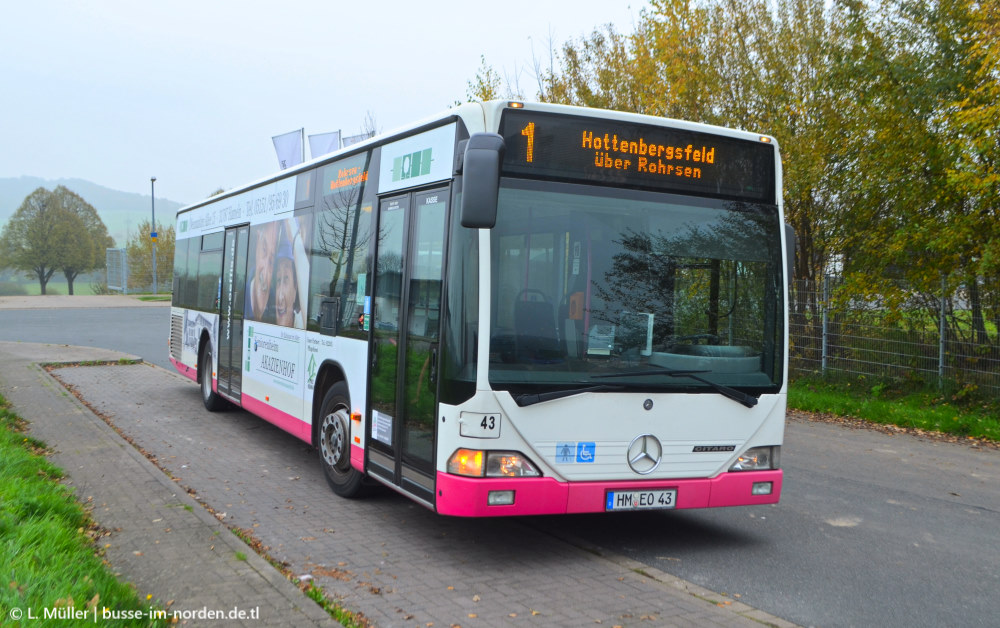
939,274,946,389
822,274,829,375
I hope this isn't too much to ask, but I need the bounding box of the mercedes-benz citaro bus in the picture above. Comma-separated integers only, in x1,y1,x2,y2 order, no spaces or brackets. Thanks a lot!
169,100,791,516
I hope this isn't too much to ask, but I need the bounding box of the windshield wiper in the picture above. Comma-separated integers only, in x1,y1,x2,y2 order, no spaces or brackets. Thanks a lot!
513,384,624,407
592,368,758,408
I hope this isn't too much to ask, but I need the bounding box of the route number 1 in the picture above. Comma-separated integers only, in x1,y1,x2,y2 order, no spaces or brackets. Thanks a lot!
521,122,535,163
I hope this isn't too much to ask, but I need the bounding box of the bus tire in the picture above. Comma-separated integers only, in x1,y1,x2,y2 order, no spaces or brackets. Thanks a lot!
199,342,226,412
318,382,365,497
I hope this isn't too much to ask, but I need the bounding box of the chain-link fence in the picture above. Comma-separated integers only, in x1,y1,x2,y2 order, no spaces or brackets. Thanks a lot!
790,276,1000,394
103,245,169,295
106,248,128,295
119,266,163,295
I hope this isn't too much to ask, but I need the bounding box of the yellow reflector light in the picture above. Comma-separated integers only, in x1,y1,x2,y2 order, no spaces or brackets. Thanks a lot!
508,101,524,108
447,448,485,477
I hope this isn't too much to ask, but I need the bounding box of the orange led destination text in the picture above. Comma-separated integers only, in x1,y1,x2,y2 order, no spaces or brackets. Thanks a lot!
581,130,716,179
330,166,369,191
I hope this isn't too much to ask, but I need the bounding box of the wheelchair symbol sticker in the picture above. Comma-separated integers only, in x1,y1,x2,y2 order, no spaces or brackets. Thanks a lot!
556,442,596,463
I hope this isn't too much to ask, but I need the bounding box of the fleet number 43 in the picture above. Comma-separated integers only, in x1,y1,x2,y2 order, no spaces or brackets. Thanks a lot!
459,413,501,438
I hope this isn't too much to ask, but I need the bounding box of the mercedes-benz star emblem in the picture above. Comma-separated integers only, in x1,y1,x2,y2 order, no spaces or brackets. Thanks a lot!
626,434,662,475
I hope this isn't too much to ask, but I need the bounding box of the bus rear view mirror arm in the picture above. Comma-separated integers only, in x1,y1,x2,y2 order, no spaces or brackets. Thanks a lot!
460,133,505,228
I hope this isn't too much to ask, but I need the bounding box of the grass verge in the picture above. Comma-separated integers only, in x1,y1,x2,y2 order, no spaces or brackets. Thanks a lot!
789,375,1000,442
0,396,167,626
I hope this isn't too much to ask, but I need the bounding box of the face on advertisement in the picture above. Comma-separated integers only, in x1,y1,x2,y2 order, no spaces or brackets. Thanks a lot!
252,222,278,319
274,254,297,327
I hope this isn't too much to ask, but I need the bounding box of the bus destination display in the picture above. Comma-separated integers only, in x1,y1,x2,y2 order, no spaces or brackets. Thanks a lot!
498,110,775,203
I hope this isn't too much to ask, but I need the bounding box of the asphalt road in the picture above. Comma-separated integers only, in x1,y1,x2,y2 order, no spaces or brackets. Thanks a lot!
531,416,1000,627
0,304,173,371
3,303,998,627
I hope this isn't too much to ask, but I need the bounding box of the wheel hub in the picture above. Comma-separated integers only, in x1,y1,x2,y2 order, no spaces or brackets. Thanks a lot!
321,410,349,469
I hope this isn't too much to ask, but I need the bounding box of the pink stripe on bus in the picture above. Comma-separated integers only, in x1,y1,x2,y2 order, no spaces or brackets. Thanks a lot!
241,394,313,443
435,470,782,517
351,444,364,473
170,357,198,383
173,361,315,446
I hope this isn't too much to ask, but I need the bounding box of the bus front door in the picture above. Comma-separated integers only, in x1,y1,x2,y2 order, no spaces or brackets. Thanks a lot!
217,224,249,401
368,189,448,506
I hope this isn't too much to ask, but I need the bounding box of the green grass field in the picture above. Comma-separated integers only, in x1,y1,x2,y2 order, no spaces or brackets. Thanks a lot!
789,375,1000,442
0,280,100,297
0,281,173,298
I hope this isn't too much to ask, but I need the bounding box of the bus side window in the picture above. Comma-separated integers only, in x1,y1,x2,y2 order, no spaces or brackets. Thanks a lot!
308,152,376,338
196,232,224,312
173,238,190,308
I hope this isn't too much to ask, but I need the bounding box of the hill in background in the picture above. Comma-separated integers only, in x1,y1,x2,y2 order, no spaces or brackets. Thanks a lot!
0,176,186,247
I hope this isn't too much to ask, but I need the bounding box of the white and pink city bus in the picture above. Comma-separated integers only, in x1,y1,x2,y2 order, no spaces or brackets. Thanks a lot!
170,101,790,516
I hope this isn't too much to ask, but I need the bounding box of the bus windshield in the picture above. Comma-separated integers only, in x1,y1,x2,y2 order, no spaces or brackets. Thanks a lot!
488,179,784,398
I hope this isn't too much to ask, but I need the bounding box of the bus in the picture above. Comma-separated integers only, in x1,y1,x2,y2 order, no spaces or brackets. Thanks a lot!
169,100,791,517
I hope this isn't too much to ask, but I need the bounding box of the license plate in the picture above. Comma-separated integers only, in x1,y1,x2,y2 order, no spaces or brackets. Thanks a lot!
606,488,677,511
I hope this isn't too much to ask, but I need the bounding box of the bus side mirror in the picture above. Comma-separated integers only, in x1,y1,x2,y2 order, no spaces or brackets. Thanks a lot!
460,133,505,228
784,223,796,280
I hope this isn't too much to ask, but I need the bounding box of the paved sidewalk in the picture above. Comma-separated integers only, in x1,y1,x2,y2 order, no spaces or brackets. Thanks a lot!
0,340,796,627
0,342,337,627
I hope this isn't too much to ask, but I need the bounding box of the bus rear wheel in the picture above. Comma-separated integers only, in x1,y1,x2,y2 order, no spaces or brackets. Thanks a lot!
199,343,226,412
319,382,365,497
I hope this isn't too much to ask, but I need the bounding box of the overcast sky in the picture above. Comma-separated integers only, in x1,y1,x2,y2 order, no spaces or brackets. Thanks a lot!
2,1,644,206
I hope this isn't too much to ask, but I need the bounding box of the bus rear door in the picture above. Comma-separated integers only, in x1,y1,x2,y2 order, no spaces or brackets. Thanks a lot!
217,224,249,401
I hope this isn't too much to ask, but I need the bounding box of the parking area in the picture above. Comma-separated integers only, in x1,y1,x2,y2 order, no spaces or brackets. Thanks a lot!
37,356,782,626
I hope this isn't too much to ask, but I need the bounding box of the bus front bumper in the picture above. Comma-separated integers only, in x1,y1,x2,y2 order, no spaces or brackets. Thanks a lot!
435,470,782,517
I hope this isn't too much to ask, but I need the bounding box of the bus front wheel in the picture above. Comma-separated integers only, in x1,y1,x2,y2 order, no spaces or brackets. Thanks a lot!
318,382,365,497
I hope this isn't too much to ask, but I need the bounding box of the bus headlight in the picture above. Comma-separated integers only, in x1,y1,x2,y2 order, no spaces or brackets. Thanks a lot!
486,452,539,477
729,446,780,471
447,449,540,478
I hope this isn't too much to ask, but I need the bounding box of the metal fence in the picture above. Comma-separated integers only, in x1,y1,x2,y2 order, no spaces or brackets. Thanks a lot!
789,276,1000,394
104,247,165,294
122,266,161,295
106,248,128,295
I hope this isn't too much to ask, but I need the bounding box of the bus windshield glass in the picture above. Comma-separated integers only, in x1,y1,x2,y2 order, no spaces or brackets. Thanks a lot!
488,179,784,397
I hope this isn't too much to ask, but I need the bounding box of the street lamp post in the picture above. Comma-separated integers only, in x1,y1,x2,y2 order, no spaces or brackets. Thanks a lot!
150,177,158,295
